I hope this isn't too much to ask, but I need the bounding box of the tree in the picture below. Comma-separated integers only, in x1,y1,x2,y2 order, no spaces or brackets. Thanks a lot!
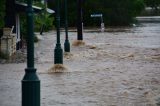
0,0,5,28
84,0,145,26
144,0,160,14
144,0,160,9
59,0,144,26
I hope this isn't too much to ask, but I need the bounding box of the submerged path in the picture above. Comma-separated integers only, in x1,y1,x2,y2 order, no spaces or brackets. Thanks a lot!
0,23,160,106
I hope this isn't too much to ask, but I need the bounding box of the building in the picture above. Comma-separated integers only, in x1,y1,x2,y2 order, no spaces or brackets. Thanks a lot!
4,0,42,50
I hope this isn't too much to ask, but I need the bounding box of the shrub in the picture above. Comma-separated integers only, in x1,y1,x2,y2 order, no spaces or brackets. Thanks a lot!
34,13,54,32
20,8,54,42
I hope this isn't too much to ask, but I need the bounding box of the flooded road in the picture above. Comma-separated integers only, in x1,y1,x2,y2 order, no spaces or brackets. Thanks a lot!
0,22,160,106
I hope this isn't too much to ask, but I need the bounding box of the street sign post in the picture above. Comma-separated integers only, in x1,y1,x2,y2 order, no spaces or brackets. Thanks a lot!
91,13,105,32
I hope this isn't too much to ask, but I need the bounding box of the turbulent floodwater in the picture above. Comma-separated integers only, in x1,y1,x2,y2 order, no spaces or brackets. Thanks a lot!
0,22,160,106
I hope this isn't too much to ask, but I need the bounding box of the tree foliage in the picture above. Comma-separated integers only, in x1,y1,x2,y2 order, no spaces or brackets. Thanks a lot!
144,0,160,14
59,0,145,26
0,0,5,28
86,0,145,26
144,0,160,9
18,0,54,40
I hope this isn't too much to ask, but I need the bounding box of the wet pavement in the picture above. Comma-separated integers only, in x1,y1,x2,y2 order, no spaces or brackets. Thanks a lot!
0,22,160,106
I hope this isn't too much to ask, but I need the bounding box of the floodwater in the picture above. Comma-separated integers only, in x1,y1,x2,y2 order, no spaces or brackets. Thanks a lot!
0,22,160,106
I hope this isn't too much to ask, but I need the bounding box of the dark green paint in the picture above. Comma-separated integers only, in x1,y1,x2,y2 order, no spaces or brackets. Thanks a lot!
22,0,40,106
54,0,63,64
64,0,70,52
77,0,83,40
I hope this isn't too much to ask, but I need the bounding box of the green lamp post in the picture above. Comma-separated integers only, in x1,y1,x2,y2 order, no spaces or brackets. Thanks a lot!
64,0,70,52
77,0,83,41
22,0,40,106
54,0,63,64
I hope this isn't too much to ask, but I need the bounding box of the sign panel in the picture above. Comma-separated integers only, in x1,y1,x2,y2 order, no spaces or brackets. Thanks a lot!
91,14,103,17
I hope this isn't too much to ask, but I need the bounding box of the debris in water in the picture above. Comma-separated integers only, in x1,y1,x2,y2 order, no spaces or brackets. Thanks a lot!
145,54,160,60
120,53,134,59
64,52,73,59
87,45,97,49
150,54,160,60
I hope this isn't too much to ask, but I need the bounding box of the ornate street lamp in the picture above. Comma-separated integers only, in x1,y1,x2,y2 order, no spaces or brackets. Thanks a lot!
22,0,40,106
54,0,63,64
64,0,70,52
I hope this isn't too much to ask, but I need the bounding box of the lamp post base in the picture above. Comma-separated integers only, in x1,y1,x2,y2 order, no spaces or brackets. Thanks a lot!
64,39,70,52
49,64,67,73
22,68,40,106
54,44,63,64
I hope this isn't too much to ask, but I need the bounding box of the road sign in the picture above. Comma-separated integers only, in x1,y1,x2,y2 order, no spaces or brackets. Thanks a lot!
90,13,105,32
91,14,102,17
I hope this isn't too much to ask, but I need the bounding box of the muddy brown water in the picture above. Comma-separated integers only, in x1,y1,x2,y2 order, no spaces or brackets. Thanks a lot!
0,23,160,106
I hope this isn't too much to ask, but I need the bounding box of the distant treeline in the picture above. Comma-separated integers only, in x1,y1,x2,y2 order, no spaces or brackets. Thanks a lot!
48,0,145,26
0,0,160,29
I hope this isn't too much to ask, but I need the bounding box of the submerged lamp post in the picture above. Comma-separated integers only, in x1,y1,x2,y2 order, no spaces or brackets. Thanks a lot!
73,0,84,46
64,0,70,52
77,0,83,41
22,0,40,106
54,0,63,64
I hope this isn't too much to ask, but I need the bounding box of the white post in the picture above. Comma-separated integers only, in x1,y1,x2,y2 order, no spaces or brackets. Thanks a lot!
16,14,21,43
100,15,105,32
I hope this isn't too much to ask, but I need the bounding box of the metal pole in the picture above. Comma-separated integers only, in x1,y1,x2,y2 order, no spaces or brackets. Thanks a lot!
54,0,63,64
64,0,70,52
77,0,83,40
40,0,47,35
100,15,105,32
22,0,40,106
